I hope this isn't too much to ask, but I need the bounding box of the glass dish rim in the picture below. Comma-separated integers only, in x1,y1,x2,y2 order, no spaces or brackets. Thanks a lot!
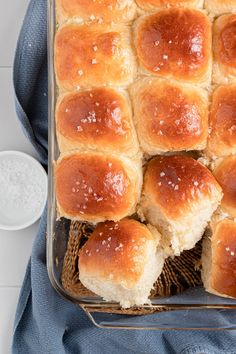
46,0,236,329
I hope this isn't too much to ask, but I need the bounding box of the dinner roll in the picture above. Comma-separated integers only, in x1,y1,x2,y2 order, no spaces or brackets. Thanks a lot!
79,219,165,308
207,85,236,158
136,0,203,11
56,0,136,24
55,24,136,91
139,155,223,255
213,156,236,218
130,78,208,155
55,152,142,223
56,88,139,156
202,219,236,299
213,14,236,85
134,9,212,85
205,0,236,16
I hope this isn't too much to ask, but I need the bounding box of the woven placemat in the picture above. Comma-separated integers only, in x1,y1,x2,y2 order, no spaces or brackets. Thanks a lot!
61,221,202,315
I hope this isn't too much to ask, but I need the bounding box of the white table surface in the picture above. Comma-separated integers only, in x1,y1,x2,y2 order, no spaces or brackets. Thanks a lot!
0,1,40,353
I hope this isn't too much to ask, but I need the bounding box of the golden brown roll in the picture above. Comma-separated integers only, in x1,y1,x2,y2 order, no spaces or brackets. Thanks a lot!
205,0,236,16
136,0,203,11
139,155,223,255
213,156,236,218
56,0,136,24
130,78,208,155
134,9,212,85
213,14,236,85
202,219,236,299
56,88,139,156
55,24,136,91
79,218,165,308
207,85,236,158
55,152,142,223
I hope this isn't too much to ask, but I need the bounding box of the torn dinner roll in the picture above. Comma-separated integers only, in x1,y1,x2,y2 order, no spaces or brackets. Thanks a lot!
139,155,223,255
79,218,165,308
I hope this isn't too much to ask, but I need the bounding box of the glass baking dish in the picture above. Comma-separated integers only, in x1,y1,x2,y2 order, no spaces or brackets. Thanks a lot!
47,0,236,330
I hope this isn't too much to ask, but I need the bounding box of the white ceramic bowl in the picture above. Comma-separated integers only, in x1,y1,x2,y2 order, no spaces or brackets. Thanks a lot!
0,151,48,231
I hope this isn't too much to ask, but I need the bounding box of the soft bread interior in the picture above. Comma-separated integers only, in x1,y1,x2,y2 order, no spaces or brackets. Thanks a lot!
79,241,164,308
139,194,221,256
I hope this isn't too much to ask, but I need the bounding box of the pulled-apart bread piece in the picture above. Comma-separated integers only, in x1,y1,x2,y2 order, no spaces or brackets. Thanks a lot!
55,151,142,223
130,77,208,155
134,9,212,85
205,0,236,17
79,218,165,308
206,85,236,158
139,155,223,256
55,23,136,91
213,156,236,218
56,0,137,24
202,219,236,299
213,14,236,85
135,0,204,12
56,88,139,156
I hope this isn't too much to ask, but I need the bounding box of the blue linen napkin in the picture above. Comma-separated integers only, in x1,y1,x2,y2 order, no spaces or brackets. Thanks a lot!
12,1,236,353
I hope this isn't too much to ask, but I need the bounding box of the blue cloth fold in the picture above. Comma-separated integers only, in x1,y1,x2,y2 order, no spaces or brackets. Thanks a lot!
12,1,236,353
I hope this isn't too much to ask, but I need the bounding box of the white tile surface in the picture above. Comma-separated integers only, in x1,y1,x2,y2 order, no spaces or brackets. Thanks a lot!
0,287,20,354
0,0,29,66
0,0,39,353
0,68,37,156
0,224,37,286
